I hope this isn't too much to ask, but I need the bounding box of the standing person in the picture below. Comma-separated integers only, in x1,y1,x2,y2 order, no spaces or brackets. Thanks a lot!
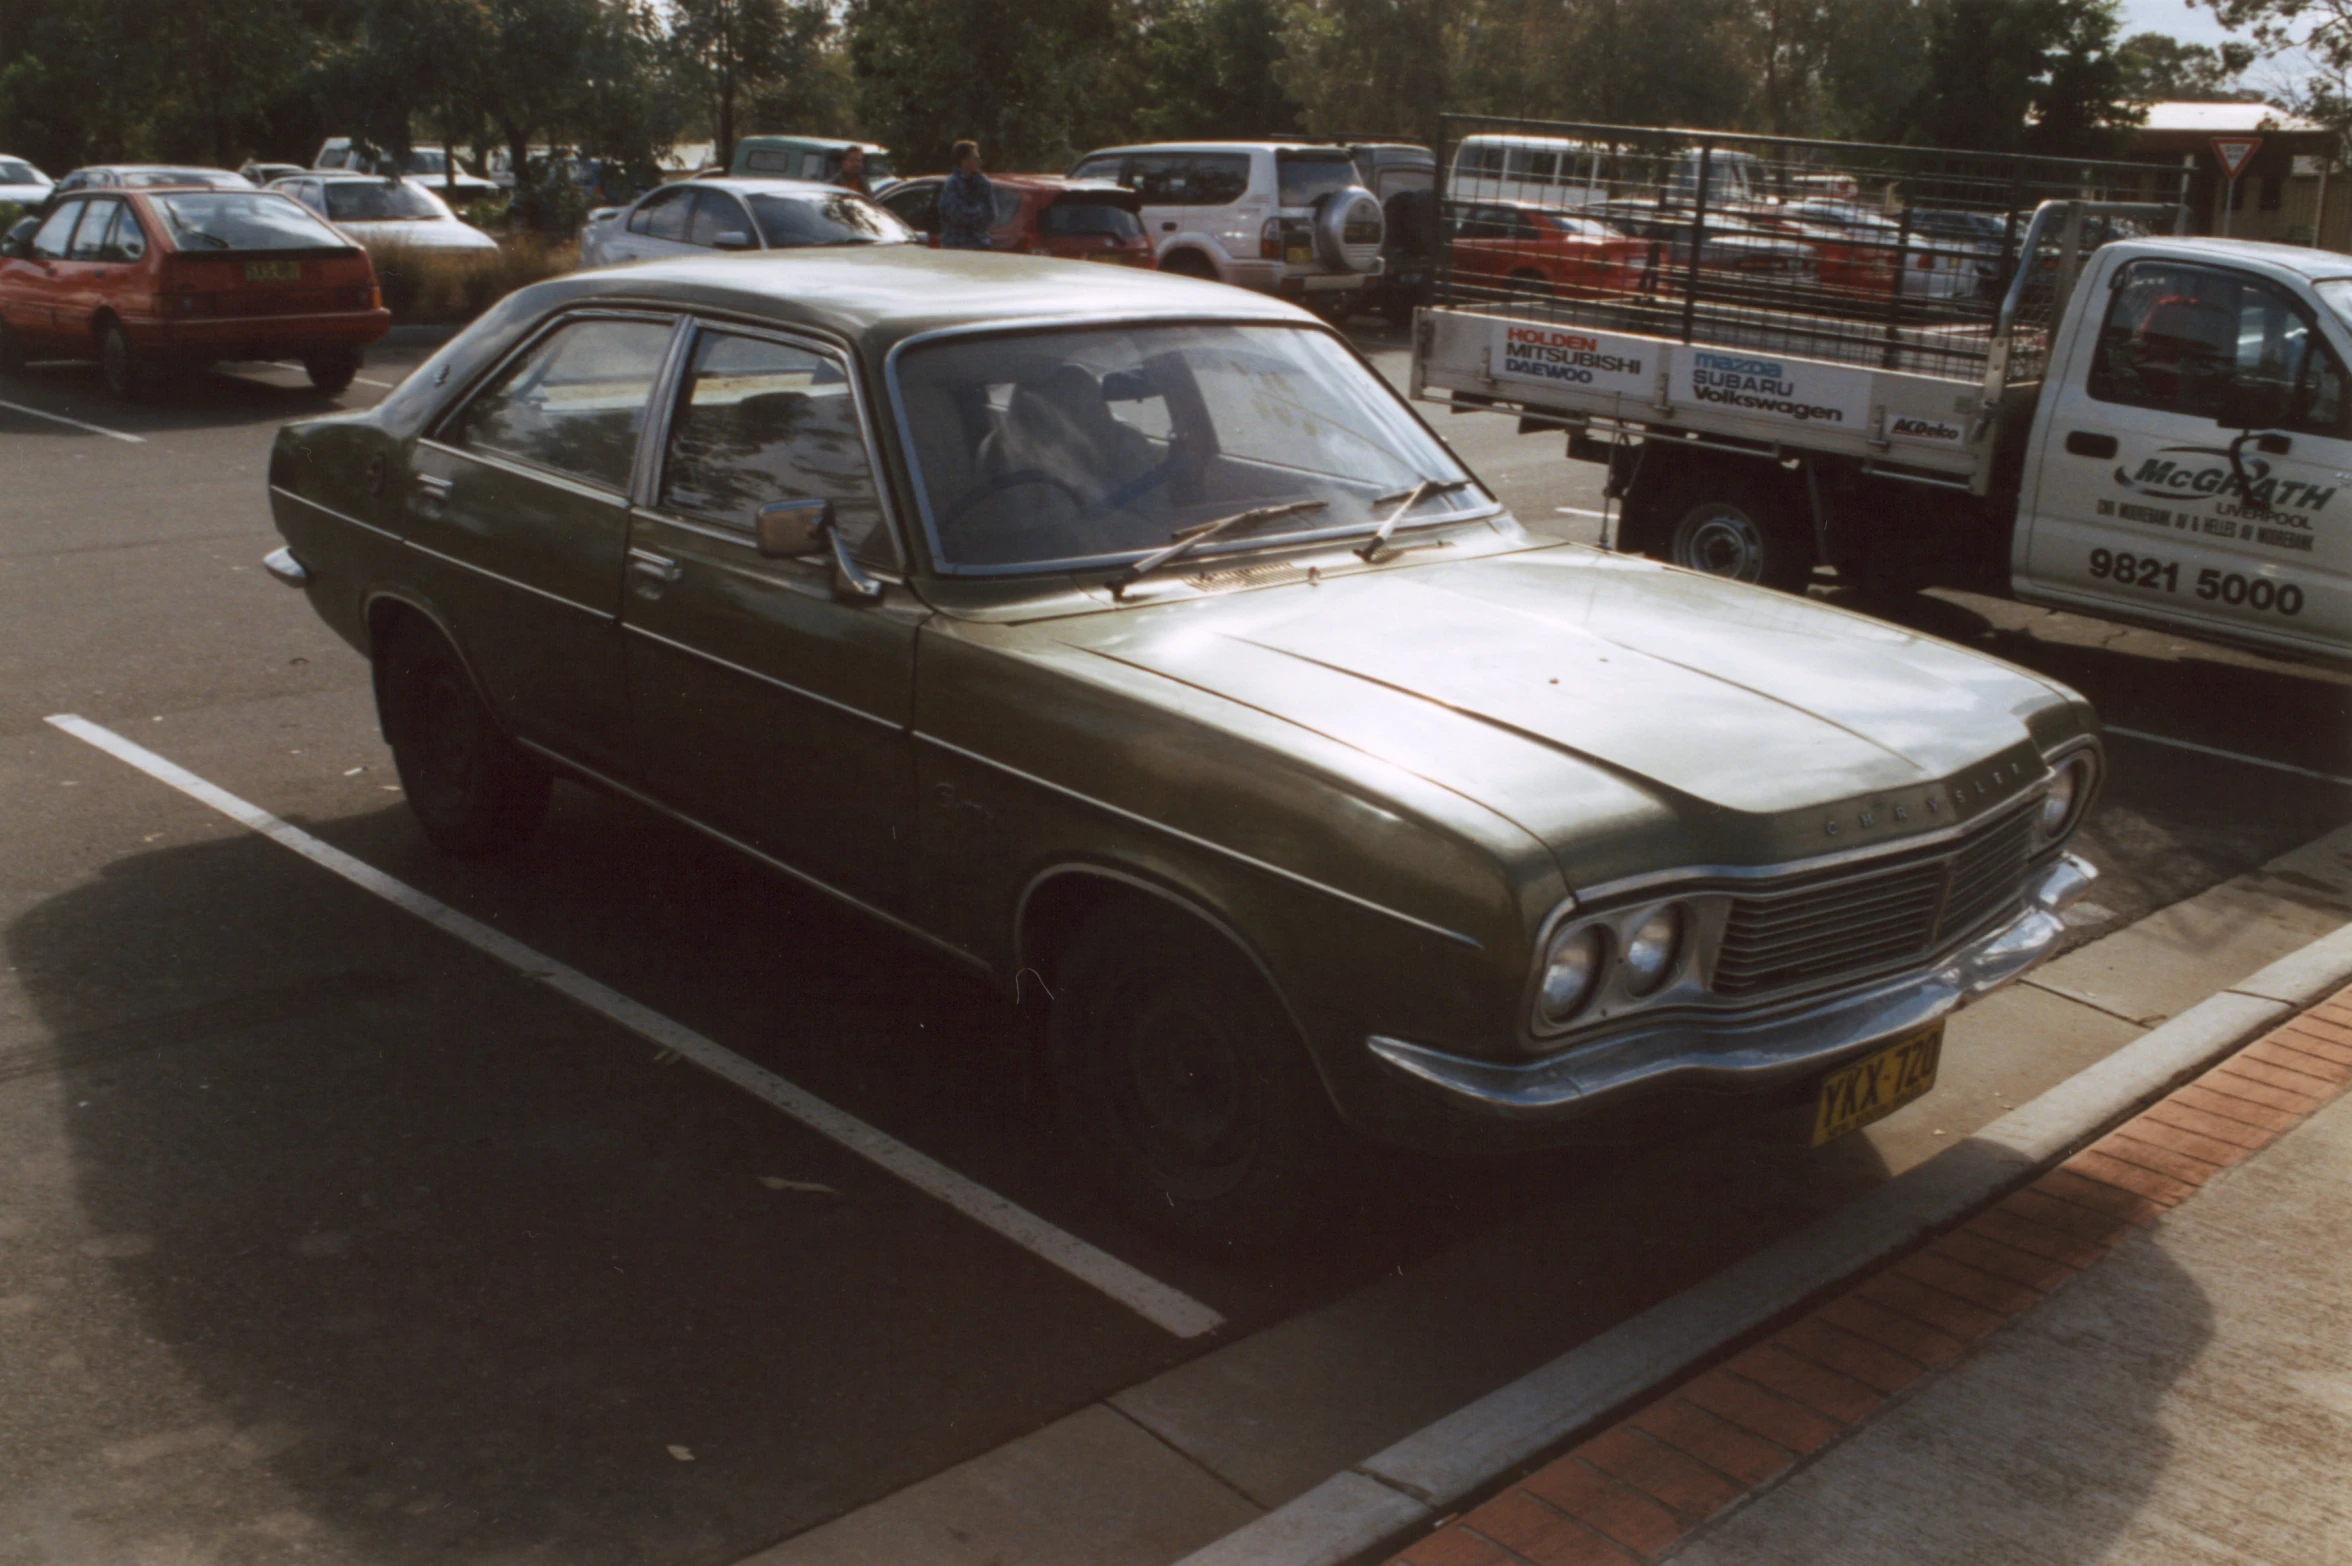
938,140,996,251
834,145,872,198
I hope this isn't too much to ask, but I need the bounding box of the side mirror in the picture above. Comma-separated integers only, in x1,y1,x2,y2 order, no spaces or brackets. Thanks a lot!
756,498,832,558
2216,378,2289,431
712,229,757,252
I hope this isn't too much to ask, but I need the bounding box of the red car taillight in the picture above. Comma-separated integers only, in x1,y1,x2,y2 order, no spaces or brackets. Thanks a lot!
1260,218,1281,260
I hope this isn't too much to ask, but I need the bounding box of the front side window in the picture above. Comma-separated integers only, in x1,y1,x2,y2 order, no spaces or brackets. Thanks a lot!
686,190,752,247
895,323,1487,572
882,182,940,234
149,192,345,252
2091,261,2352,434
449,316,677,491
1069,156,1125,186
28,201,81,260
659,329,896,564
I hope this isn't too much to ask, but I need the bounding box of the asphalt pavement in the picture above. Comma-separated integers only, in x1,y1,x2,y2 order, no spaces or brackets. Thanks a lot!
0,320,2346,1565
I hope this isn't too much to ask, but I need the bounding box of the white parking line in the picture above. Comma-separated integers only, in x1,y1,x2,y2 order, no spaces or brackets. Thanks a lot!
2107,725,2352,789
354,377,395,389
1554,506,1610,519
0,399,144,444
45,713,1227,1340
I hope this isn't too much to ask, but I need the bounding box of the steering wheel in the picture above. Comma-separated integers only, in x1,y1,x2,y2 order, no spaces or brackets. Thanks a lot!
943,468,1089,530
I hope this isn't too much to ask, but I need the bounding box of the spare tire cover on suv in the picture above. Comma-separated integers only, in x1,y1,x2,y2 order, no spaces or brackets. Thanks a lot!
1315,187,1384,273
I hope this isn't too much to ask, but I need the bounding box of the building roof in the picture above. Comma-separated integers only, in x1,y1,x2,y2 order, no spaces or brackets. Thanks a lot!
2142,101,2318,133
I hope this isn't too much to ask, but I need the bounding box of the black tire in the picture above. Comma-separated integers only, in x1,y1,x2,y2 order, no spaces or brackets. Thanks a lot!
1049,901,1340,1248
1158,250,1218,280
0,318,25,376
1661,468,1814,592
306,346,362,395
97,318,159,402
377,616,551,857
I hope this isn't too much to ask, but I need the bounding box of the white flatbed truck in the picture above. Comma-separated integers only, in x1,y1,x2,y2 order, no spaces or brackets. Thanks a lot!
1412,121,2351,664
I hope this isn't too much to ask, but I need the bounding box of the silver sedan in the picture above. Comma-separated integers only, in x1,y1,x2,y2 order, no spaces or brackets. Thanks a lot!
579,177,917,267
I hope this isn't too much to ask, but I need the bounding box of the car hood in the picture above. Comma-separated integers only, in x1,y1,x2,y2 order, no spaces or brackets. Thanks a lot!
1030,547,2075,886
343,220,498,251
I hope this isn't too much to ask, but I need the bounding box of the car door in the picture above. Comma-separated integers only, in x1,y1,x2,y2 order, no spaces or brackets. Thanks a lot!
0,199,83,348
2023,256,2352,655
409,310,683,776
51,197,120,343
621,321,922,912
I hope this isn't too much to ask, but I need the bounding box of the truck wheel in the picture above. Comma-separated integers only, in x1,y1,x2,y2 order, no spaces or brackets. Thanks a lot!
1049,900,1340,1249
306,347,363,395
378,617,551,857
1663,472,1813,592
96,319,161,402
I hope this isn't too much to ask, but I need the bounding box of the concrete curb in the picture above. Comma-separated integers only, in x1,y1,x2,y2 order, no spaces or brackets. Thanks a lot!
1167,918,2352,1566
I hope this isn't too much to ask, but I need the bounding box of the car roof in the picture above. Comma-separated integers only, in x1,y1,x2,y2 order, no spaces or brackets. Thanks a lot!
1079,141,1352,157
2112,235,2352,283
504,248,1308,361
735,135,877,152
670,177,854,197
891,173,1125,192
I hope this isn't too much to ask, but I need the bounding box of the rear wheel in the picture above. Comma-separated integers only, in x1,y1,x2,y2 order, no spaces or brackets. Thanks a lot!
96,319,160,402
377,616,551,857
1661,468,1813,592
306,347,363,395
1158,250,1218,280
1049,901,1340,1249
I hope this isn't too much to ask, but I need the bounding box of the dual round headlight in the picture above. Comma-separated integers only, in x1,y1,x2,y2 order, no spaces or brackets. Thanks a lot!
2039,755,2093,841
1535,902,1686,1029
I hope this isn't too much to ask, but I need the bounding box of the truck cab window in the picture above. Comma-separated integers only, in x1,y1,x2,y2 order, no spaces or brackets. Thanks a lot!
2090,261,2350,436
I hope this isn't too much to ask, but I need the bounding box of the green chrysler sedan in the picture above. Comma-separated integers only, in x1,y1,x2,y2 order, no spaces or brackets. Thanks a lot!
264,249,2099,1243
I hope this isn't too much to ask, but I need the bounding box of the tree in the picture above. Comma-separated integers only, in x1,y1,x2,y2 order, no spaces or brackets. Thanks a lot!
672,0,828,167
1138,0,1302,140
845,0,1140,170
2114,30,2258,98
1899,0,2142,155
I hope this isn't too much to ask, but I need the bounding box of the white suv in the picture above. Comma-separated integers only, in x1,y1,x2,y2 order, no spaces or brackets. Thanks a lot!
1067,142,1384,310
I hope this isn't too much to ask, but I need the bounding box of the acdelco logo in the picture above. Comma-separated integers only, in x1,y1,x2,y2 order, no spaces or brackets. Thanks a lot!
1891,417,1961,441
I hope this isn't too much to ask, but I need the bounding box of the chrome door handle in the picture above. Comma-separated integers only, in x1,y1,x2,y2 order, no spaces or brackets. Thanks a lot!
414,474,452,497
628,550,682,596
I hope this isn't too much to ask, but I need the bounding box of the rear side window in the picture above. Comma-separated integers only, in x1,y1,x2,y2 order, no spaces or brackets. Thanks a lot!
1186,154,1250,205
741,147,797,175
659,329,897,564
449,316,677,492
1278,154,1356,209
687,190,751,246
100,204,147,261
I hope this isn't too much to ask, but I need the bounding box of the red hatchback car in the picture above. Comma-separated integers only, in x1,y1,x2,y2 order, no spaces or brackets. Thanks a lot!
0,185,390,398
877,175,1154,266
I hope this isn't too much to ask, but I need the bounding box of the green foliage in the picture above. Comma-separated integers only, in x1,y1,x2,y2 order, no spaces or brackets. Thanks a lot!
845,0,1141,170
1901,0,2143,157
1138,0,1303,140
672,0,831,163
371,236,578,323
2115,30,2258,100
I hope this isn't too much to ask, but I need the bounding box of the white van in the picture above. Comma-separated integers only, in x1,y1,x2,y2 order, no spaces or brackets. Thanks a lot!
1448,135,1762,212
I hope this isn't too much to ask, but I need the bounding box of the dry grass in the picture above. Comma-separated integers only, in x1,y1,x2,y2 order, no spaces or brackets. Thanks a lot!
371,236,579,325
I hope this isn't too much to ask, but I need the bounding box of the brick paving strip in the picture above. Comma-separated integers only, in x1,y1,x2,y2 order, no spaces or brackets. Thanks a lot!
1378,986,2352,1566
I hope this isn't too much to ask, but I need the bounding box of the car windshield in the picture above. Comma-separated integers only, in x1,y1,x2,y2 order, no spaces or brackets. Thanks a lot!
125,169,240,189
325,181,442,221
1278,153,1358,208
0,160,39,185
746,191,916,247
1038,197,1142,238
150,191,346,251
895,323,1489,574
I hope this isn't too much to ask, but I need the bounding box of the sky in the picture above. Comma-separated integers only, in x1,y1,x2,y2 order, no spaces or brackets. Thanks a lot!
2119,0,2240,47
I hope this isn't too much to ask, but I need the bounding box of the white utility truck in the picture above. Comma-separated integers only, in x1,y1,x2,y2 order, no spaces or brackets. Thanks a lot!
1412,116,2349,663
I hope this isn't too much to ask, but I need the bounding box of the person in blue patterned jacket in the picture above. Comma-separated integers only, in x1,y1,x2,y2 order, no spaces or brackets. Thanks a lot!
938,140,997,251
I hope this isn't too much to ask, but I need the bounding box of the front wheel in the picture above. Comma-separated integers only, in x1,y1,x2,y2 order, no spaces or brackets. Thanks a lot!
1049,902,1340,1248
1663,473,1813,592
306,346,362,395
0,318,25,376
377,617,551,857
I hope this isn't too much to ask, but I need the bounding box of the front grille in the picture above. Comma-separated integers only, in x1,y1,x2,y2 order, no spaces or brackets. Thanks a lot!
1713,807,2039,998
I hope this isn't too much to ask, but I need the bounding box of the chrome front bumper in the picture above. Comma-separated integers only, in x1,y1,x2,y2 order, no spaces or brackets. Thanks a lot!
1368,853,2094,1120
262,546,312,588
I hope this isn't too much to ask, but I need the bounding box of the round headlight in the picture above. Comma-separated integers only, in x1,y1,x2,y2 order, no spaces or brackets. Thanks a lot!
1622,904,1684,996
1537,925,1607,1027
2039,758,2086,839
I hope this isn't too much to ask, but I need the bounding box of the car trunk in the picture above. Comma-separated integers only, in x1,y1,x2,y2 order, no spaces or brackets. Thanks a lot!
1036,189,1151,261
157,248,376,318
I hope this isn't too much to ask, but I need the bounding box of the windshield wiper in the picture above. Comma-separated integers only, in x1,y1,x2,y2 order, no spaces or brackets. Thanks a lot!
1109,498,1328,600
1357,477,1475,562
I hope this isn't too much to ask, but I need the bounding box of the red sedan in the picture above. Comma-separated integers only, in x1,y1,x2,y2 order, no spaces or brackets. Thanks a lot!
0,185,389,398
878,175,1155,266
1448,202,1649,300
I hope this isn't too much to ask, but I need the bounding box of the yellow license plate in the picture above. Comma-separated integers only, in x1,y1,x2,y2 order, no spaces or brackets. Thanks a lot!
1811,1023,1943,1146
244,260,302,283
1085,253,1125,263
1285,246,1313,264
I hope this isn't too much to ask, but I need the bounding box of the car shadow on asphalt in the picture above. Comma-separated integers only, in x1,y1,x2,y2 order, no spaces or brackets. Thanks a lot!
0,361,385,435
2,782,1985,1560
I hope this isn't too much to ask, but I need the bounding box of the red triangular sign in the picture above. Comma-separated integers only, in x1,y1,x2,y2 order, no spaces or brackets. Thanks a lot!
2212,136,2261,180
